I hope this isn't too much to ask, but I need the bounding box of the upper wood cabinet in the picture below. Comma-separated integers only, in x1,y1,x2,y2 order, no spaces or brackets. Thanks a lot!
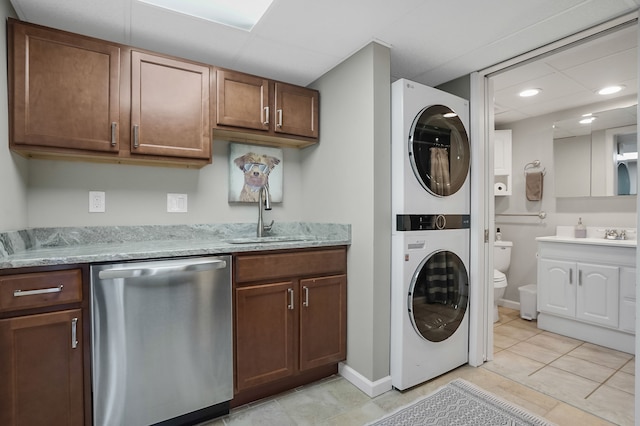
214,68,319,148
130,51,210,160
9,19,121,154
8,19,211,167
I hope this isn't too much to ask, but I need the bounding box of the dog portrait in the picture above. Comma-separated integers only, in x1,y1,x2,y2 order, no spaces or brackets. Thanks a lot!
228,143,283,203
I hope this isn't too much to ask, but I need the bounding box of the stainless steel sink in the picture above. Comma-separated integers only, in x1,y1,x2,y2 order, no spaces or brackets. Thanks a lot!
224,235,315,244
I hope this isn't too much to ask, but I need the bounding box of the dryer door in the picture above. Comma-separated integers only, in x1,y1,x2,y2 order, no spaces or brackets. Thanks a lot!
408,105,470,197
408,250,469,342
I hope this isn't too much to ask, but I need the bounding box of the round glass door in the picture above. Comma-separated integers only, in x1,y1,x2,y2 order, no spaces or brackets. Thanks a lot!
408,250,469,342
408,105,470,197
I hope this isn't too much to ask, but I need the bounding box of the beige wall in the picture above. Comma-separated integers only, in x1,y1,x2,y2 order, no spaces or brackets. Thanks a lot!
306,42,391,381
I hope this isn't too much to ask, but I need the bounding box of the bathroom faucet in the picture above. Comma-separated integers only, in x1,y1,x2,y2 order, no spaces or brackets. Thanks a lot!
257,184,274,237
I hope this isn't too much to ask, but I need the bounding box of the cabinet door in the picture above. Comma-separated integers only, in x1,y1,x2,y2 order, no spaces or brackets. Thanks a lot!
299,275,347,371
235,281,295,392
216,69,270,131
619,267,636,333
0,309,84,426
131,51,211,159
274,82,319,138
576,263,619,328
10,20,120,152
538,259,576,317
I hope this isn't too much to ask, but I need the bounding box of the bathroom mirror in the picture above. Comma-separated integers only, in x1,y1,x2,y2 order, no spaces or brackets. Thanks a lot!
553,104,637,197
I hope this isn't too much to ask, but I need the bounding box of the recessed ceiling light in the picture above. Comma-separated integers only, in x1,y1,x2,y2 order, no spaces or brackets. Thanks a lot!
519,88,541,97
137,0,274,31
598,85,624,95
580,117,596,124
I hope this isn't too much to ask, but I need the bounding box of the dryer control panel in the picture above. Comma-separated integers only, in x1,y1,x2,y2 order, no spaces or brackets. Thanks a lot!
396,214,470,231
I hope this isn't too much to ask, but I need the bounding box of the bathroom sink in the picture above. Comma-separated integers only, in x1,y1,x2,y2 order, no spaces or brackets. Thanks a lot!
224,235,315,244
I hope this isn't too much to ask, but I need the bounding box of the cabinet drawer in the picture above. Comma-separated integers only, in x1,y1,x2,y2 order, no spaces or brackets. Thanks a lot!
235,248,346,283
0,270,82,312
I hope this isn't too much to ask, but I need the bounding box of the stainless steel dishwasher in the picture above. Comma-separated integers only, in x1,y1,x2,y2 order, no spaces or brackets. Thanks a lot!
91,256,232,426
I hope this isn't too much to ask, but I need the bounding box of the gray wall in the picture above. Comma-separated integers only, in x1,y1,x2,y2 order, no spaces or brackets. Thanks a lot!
307,42,392,381
496,110,636,302
0,2,27,231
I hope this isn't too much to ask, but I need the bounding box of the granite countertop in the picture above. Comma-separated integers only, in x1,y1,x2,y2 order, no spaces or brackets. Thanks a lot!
0,222,351,269
536,235,637,248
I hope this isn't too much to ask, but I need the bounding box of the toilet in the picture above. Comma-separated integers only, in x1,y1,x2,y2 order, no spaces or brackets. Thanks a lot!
493,240,513,323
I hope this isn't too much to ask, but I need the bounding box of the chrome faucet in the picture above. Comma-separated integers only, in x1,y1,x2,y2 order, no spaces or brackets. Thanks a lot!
257,184,274,237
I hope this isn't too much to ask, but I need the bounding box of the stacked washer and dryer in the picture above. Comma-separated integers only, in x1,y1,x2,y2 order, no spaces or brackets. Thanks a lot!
391,79,471,390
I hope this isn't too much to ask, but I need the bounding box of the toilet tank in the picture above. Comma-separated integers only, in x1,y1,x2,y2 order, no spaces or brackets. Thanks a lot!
494,240,513,272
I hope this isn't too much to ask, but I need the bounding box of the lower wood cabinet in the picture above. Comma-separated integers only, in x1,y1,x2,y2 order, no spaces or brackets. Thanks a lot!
0,310,84,426
0,267,87,426
233,247,347,405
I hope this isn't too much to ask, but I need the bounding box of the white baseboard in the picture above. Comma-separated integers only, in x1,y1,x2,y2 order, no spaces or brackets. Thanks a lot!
499,298,520,311
338,362,393,398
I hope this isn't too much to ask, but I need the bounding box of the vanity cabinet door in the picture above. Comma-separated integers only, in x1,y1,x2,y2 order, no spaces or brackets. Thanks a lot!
537,259,575,317
576,263,619,328
619,267,636,333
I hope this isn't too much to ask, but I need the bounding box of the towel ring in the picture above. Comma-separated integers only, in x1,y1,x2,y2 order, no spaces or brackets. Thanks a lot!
524,160,546,176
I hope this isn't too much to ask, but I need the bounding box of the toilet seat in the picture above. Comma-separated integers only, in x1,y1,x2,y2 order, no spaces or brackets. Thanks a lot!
493,269,507,288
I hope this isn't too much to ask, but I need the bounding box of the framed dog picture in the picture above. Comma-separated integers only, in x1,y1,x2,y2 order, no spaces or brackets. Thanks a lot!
229,143,283,203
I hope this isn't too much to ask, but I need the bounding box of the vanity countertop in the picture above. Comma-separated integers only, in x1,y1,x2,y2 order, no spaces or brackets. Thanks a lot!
0,222,351,269
536,235,637,248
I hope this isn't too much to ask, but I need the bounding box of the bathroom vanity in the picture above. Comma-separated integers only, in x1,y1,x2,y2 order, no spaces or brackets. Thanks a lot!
536,234,636,354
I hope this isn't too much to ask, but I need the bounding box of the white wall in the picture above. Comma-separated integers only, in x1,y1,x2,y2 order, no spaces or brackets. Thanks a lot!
306,42,391,381
496,111,636,302
0,2,28,231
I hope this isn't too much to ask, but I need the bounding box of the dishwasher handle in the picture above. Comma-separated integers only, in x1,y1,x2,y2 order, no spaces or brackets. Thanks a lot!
98,258,227,280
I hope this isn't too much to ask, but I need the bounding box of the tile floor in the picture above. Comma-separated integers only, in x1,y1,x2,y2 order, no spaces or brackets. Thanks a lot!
202,307,634,425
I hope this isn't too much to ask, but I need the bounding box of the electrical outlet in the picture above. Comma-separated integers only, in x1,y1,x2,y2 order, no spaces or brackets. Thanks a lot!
167,193,188,213
89,191,106,213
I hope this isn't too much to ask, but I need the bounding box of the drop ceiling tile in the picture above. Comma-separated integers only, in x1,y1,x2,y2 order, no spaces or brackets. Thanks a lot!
562,49,637,91
130,1,251,67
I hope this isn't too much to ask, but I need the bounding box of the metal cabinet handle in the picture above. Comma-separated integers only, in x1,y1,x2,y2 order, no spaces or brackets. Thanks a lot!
133,125,140,148
303,286,309,307
277,109,283,127
287,288,294,310
111,122,117,146
263,106,269,125
578,270,582,286
98,259,227,280
569,269,573,284
14,285,63,297
71,317,78,349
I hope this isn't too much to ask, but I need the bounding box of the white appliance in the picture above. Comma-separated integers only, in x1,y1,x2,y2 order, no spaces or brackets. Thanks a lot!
391,228,470,390
391,79,471,217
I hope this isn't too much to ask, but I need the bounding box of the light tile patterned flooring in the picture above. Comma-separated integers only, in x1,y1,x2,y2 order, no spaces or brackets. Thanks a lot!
202,307,634,425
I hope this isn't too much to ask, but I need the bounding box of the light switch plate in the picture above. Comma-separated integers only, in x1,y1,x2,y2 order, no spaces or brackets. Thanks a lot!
89,191,106,213
167,193,188,213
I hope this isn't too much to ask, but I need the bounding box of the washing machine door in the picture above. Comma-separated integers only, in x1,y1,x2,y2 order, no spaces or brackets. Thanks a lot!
408,105,470,197
408,250,469,342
